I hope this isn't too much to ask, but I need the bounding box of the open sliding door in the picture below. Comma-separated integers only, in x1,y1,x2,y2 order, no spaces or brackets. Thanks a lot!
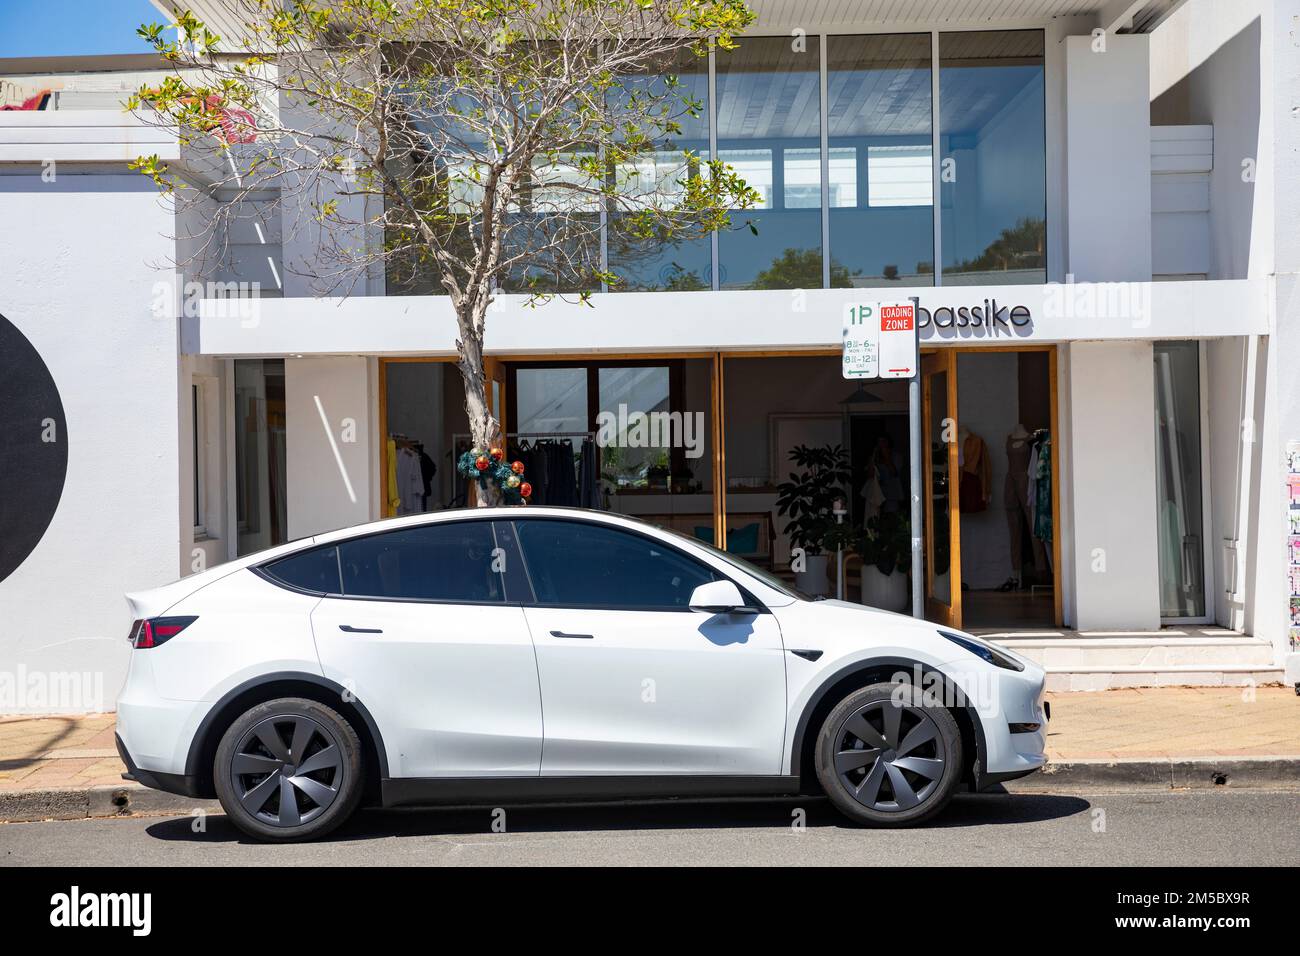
922,351,961,627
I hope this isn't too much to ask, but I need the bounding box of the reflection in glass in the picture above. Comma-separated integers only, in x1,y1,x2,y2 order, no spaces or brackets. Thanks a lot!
515,367,588,435
608,50,713,291
716,36,822,290
939,30,1046,285
1154,343,1206,618
827,34,934,287
598,366,672,490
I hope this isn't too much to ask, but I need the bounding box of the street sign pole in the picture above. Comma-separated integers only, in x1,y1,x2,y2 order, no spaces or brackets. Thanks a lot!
908,295,923,619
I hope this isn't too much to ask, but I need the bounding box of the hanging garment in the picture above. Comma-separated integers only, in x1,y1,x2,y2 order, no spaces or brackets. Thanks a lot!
1004,436,1033,574
578,438,602,509
396,446,425,516
959,432,991,514
860,471,885,516
386,438,401,516
1032,433,1052,546
419,450,437,509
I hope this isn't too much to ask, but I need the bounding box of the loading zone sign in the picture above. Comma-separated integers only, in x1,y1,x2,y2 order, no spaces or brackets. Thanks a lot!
842,301,917,380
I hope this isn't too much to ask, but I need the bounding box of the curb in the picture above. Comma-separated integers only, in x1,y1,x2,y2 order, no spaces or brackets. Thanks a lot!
0,784,219,824
1008,756,1300,791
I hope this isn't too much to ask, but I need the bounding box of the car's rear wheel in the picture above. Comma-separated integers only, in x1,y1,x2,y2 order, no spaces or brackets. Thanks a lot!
213,697,363,842
815,681,963,827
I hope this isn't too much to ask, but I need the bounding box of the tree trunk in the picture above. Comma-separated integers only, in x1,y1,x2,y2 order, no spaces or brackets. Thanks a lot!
456,300,503,507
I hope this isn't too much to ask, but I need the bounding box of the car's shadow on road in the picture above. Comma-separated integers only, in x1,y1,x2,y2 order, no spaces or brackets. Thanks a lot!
144,790,1089,845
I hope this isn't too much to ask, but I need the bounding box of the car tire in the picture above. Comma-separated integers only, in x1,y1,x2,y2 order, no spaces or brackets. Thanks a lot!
213,697,363,842
815,681,963,827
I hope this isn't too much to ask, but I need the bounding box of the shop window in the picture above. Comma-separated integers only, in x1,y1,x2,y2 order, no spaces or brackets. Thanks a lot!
191,383,204,533
383,361,458,514
234,359,287,556
1154,342,1207,619
827,33,934,287
938,30,1046,285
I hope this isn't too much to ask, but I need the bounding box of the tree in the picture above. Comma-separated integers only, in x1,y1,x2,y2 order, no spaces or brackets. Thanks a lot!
750,247,857,290
128,0,759,504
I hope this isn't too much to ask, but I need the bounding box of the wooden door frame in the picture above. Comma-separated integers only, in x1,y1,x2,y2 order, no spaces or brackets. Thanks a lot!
921,344,1063,629
921,350,961,627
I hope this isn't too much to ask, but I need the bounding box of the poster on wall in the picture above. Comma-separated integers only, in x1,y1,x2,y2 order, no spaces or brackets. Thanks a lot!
1288,442,1300,651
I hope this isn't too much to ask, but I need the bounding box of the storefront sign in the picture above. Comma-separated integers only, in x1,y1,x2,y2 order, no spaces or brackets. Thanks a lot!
917,298,1034,337
842,301,917,380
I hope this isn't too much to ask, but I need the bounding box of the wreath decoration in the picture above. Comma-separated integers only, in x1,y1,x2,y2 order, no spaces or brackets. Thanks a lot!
456,445,532,504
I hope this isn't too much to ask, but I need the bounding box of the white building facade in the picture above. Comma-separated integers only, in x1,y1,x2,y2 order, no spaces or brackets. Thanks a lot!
1,0,1298,712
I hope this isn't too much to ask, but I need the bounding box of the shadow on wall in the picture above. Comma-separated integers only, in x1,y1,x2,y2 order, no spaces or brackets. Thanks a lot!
1151,15,1260,280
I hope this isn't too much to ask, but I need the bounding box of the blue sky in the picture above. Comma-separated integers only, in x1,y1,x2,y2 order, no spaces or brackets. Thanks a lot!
0,1,163,59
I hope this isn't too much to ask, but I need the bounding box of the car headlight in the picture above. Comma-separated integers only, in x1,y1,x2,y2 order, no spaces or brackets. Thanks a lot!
938,629,1024,671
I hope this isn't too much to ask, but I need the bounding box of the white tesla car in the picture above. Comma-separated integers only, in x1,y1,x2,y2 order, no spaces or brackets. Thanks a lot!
116,507,1047,841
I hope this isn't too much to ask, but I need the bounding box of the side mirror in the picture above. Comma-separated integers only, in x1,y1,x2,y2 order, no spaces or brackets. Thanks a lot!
689,580,754,614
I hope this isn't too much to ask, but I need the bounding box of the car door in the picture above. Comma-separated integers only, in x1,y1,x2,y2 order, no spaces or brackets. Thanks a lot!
308,519,542,779
510,517,787,776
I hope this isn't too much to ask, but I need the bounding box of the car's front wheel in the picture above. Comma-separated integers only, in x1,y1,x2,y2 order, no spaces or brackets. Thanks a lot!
213,697,363,842
815,682,963,827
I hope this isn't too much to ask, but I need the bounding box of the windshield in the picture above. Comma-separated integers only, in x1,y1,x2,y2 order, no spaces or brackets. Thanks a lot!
665,529,808,601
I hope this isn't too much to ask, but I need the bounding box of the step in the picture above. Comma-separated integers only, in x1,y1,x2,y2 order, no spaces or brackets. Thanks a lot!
977,629,1277,670
1044,667,1286,692
1001,639,1276,669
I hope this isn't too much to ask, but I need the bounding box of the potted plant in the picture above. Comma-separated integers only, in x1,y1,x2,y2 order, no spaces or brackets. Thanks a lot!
775,444,850,597
857,511,911,612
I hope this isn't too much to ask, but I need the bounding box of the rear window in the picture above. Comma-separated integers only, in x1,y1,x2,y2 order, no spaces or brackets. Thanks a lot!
263,546,341,595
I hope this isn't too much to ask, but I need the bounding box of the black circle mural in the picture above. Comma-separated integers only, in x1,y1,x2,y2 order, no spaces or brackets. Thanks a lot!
0,312,68,584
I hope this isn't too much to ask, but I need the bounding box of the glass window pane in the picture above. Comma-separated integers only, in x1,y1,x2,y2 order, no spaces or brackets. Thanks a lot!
265,546,341,595
939,30,1046,285
514,519,718,608
1154,342,1206,618
716,36,823,290
234,358,287,556
608,50,713,292
598,366,672,491
827,33,934,287
339,523,504,602
515,367,588,436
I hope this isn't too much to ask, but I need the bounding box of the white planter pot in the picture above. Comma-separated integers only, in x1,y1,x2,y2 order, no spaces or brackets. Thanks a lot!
794,553,832,597
861,564,909,612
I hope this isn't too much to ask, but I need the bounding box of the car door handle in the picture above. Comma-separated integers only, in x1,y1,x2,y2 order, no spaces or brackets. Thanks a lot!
339,624,383,634
549,630,594,640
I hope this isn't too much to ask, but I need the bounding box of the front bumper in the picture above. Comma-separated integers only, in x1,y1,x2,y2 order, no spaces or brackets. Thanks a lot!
943,657,1049,787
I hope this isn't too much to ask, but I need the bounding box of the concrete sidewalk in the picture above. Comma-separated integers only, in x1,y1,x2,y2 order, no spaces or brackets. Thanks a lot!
1,686,1297,820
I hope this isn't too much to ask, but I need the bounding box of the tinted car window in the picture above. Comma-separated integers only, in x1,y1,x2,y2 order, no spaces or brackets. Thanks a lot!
337,521,504,603
514,519,719,609
264,545,341,594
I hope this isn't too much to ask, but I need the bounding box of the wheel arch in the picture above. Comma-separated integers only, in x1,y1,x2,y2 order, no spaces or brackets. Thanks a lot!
788,657,986,791
185,672,388,802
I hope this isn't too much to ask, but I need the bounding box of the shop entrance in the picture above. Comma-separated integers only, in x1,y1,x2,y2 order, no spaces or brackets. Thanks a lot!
378,349,1059,629
921,346,1060,629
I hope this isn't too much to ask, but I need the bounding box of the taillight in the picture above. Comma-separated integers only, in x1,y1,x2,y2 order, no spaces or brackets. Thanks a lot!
130,616,198,649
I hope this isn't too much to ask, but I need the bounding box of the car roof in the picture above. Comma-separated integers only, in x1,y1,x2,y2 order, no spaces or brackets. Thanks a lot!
305,506,667,547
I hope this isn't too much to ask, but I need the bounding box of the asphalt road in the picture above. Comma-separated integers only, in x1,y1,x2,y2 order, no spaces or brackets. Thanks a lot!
1,788,1296,866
